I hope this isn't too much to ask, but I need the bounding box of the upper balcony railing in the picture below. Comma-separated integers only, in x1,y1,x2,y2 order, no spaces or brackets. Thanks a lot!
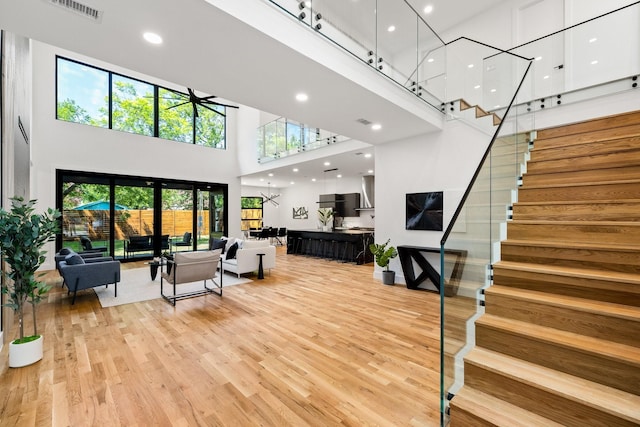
257,116,351,162
265,0,446,112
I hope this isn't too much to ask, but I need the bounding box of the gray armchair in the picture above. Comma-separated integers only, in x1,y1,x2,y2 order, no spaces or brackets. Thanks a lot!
160,250,222,305
58,253,121,304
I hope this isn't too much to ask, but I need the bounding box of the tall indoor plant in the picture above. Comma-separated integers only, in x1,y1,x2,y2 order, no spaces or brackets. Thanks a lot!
369,238,398,285
0,197,60,367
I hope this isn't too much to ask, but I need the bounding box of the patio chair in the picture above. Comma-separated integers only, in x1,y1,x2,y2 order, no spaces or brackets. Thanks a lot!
172,232,192,251
80,236,107,253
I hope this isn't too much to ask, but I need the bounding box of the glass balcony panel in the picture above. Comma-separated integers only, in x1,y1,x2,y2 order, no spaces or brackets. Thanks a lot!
312,0,377,65
417,25,446,108
375,0,419,90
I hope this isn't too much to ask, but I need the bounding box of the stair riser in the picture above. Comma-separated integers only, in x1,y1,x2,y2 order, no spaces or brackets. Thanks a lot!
492,265,640,306
526,150,640,174
500,242,640,274
449,408,496,427
484,290,640,346
536,113,640,142
532,137,640,162
522,166,640,186
507,222,640,245
475,325,640,394
518,182,640,203
464,362,638,427
512,201,640,221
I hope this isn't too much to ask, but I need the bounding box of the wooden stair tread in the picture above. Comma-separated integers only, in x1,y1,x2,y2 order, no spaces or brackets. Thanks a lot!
451,387,565,427
477,314,640,366
501,239,640,253
465,347,640,423
518,177,640,187
510,219,640,226
485,285,640,321
515,199,640,206
494,260,640,286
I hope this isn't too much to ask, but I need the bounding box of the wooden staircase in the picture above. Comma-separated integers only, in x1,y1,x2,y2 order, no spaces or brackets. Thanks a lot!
449,110,640,426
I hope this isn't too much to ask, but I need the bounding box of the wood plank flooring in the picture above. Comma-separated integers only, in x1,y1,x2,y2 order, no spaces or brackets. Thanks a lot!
0,247,441,426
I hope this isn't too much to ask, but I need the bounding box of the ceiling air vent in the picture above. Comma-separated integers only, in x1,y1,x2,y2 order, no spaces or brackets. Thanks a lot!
47,0,103,22
356,118,372,126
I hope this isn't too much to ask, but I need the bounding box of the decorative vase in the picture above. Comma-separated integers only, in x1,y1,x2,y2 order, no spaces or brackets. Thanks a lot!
382,270,395,285
9,335,44,368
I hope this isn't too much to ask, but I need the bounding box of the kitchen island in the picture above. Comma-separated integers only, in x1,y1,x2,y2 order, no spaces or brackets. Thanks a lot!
287,229,374,264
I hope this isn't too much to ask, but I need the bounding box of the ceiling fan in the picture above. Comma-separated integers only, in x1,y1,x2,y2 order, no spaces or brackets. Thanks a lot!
163,87,239,117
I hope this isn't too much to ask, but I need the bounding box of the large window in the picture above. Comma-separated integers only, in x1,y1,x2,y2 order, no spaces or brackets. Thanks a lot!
56,56,227,149
57,170,228,261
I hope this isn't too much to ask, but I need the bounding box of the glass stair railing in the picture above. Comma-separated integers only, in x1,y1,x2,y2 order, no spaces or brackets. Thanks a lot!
440,3,639,426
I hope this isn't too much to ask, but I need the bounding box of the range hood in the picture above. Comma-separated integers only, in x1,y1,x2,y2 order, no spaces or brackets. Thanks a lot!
357,175,375,210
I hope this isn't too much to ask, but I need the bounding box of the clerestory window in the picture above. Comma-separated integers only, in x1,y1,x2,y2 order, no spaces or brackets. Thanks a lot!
56,56,228,149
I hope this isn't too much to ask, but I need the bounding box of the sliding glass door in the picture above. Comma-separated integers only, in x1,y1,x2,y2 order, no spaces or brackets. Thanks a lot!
57,170,227,261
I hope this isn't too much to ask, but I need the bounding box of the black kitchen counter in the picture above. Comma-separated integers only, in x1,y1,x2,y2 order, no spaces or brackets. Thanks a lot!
287,229,374,264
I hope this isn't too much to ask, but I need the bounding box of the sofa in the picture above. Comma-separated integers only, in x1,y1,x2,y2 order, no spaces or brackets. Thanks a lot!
214,237,276,278
124,234,169,257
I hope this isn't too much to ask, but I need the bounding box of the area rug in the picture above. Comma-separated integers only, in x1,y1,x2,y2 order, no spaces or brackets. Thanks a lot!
94,267,252,307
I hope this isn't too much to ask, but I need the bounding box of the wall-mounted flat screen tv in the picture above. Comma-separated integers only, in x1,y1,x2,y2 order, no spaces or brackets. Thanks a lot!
406,191,443,231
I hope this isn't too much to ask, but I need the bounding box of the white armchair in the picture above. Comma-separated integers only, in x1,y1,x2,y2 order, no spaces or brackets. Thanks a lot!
160,250,222,305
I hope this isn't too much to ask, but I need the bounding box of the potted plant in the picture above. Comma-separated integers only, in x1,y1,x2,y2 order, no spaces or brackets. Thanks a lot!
369,238,398,285
318,207,333,231
0,197,60,368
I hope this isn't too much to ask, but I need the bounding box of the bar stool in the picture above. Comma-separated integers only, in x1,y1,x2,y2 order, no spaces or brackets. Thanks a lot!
341,241,355,263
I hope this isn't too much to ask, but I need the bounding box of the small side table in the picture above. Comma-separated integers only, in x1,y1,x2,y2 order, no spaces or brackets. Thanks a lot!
256,253,265,280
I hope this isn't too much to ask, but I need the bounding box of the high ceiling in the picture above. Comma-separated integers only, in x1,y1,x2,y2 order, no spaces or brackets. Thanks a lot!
0,0,510,188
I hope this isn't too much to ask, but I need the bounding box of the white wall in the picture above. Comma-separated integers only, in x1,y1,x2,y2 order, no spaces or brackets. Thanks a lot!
30,41,244,268
374,119,498,282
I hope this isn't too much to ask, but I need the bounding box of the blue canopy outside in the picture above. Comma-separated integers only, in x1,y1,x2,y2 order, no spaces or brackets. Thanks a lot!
73,201,128,210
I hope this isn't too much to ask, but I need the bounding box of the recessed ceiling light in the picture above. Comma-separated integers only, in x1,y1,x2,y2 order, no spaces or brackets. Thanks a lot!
293,168,299,172
337,174,342,178
535,56,543,61
424,5,433,14
387,25,396,32
591,60,599,65
467,63,474,68
494,105,501,109
474,85,481,89
312,178,317,182
543,75,550,79
324,161,331,166
259,178,264,182
368,169,374,174
295,93,308,102
364,153,372,158
371,123,382,131
143,32,163,45
427,58,434,63
268,173,274,177
589,37,598,43
490,88,497,93
290,181,295,185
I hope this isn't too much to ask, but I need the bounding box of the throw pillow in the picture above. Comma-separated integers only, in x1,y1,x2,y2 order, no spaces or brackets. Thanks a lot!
59,247,74,255
65,253,85,265
211,238,227,253
225,242,239,260
224,237,236,253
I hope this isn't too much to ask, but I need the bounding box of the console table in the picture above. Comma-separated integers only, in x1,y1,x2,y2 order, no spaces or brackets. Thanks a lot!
397,245,467,296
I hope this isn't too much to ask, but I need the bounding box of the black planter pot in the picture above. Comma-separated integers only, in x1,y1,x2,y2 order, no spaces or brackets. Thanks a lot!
382,270,395,285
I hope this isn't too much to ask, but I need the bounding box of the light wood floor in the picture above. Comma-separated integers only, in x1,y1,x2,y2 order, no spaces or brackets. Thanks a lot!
0,247,441,426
